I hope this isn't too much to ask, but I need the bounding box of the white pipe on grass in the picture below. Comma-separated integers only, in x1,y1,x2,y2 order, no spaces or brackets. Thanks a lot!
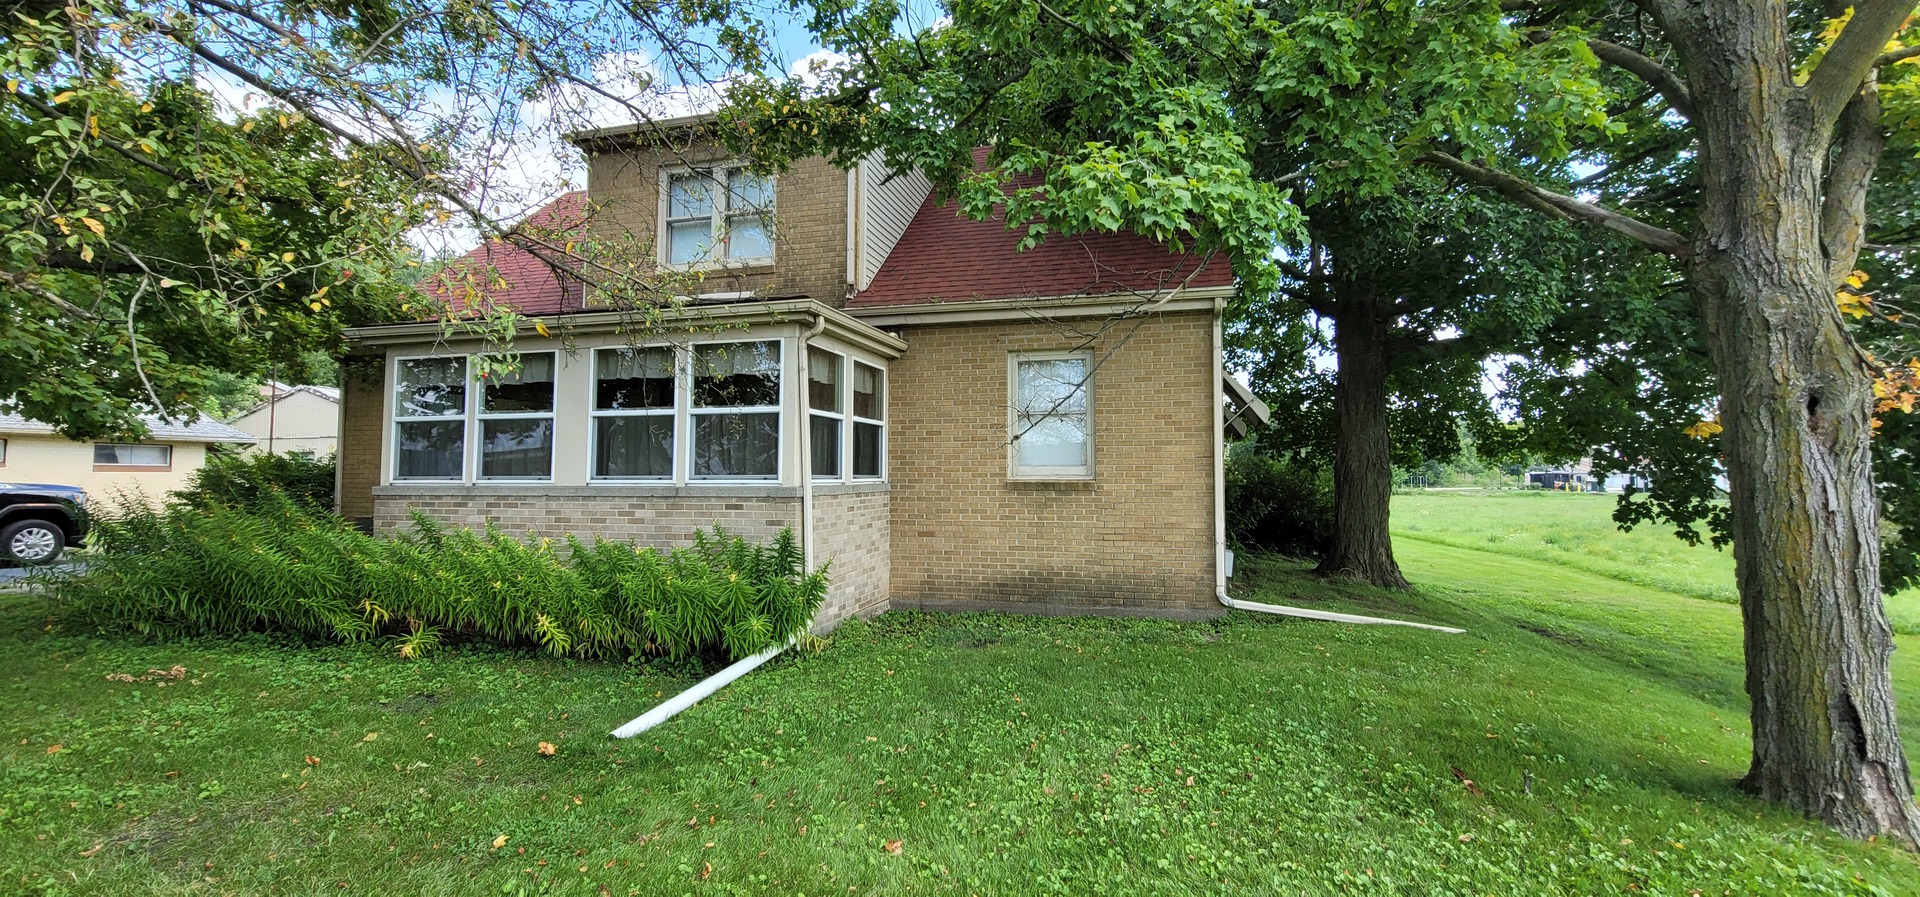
611,642,790,738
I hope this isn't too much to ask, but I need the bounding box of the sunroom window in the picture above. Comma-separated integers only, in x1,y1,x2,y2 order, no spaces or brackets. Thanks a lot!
852,362,885,478
809,347,844,478
476,353,555,480
593,346,677,479
691,341,781,479
393,356,467,480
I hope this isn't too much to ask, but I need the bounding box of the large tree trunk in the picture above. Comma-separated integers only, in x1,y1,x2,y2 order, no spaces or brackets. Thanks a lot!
1317,289,1410,589
1675,1,1920,842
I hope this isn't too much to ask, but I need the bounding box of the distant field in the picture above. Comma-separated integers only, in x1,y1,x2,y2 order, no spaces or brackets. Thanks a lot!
1393,490,1920,634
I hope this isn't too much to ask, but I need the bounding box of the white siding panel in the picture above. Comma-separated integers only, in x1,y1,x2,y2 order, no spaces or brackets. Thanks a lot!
855,155,932,290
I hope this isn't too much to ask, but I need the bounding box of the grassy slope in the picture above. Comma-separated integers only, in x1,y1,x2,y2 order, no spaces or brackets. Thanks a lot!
1394,490,1920,634
4,545,1920,894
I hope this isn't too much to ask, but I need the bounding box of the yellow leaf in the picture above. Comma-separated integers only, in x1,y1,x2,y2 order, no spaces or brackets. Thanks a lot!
79,217,105,237
361,731,378,742
5,79,17,93
1683,419,1723,440
1846,269,1869,289
533,320,551,338
51,90,76,104
536,741,557,756
242,121,254,133
79,244,93,262
139,102,152,113
309,302,322,312
490,834,508,850
281,252,294,263
313,285,328,299
87,115,98,138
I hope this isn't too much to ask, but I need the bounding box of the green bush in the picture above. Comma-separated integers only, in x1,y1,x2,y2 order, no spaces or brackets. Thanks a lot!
171,450,337,512
1226,452,1334,559
43,495,827,663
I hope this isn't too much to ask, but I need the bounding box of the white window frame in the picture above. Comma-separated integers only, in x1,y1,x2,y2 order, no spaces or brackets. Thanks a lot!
1008,350,1095,480
850,360,887,481
589,345,681,482
658,164,776,270
688,338,784,482
92,443,172,469
390,354,471,483
808,346,846,481
474,351,557,482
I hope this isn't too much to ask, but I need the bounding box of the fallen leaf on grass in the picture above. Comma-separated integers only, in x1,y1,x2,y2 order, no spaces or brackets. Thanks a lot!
46,744,62,755
883,838,903,855
537,742,557,756
79,844,101,858
491,835,508,851
361,732,379,743
304,756,321,766
700,861,712,880
1449,766,1484,797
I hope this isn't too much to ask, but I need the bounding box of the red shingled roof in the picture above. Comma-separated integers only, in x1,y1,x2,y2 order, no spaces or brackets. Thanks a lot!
421,191,589,317
851,155,1234,308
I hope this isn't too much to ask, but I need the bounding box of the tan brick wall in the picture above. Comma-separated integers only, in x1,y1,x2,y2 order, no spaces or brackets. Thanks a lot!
369,486,884,629
586,144,850,307
812,485,891,626
885,312,1221,618
336,354,384,522
372,487,801,547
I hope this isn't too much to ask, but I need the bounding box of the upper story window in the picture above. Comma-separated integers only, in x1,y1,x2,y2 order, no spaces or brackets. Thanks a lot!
1010,351,1093,479
662,166,774,267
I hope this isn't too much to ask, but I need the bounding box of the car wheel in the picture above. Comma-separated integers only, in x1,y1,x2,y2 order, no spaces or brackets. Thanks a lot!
2,519,66,565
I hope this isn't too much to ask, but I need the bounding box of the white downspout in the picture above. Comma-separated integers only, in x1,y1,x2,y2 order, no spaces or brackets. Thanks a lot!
612,312,835,740
1207,298,1462,635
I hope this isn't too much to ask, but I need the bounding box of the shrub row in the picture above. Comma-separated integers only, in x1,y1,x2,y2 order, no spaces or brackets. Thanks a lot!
45,496,826,662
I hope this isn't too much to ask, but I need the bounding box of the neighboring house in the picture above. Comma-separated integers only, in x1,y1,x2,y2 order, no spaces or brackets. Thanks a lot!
0,411,257,501
337,114,1259,628
229,382,341,456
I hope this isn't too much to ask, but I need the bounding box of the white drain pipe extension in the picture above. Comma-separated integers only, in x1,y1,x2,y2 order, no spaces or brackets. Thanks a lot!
1206,304,1461,635
612,641,789,738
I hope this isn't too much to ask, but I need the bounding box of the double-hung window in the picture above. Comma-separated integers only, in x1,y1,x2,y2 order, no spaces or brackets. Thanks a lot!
662,167,775,266
691,341,781,479
393,356,467,480
851,362,885,478
593,346,677,479
476,353,556,480
808,347,844,478
1010,352,1093,478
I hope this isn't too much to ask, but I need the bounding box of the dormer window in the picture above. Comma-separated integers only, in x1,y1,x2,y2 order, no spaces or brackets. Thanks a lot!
662,166,774,267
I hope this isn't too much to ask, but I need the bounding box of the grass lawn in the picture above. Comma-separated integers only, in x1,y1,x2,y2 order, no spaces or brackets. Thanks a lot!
5,538,1920,894
1394,489,1920,634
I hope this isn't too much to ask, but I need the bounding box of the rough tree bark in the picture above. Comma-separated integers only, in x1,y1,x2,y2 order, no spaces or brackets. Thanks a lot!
1317,286,1411,589
1664,0,1920,842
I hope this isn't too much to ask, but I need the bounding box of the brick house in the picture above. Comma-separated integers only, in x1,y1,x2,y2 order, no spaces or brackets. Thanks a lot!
336,115,1255,627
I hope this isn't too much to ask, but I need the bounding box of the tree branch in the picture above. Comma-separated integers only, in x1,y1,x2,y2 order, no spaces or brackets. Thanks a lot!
1417,152,1692,257
1821,81,1883,290
1804,0,1916,131
0,269,100,320
1875,44,1920,68
1588,39,1695,120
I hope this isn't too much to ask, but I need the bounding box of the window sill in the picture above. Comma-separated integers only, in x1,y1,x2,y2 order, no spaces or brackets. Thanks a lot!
812,481,890,496
1007,477,1096,491
376,482,803,499
662,258,776,274
94,465,172,472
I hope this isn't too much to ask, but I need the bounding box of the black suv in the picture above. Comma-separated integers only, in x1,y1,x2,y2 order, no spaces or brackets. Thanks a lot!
0,482,89,565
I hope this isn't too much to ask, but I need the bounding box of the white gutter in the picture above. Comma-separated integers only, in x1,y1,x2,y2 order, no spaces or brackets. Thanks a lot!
611,642,788,738
1205,299,1463,635
611,312,834,740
